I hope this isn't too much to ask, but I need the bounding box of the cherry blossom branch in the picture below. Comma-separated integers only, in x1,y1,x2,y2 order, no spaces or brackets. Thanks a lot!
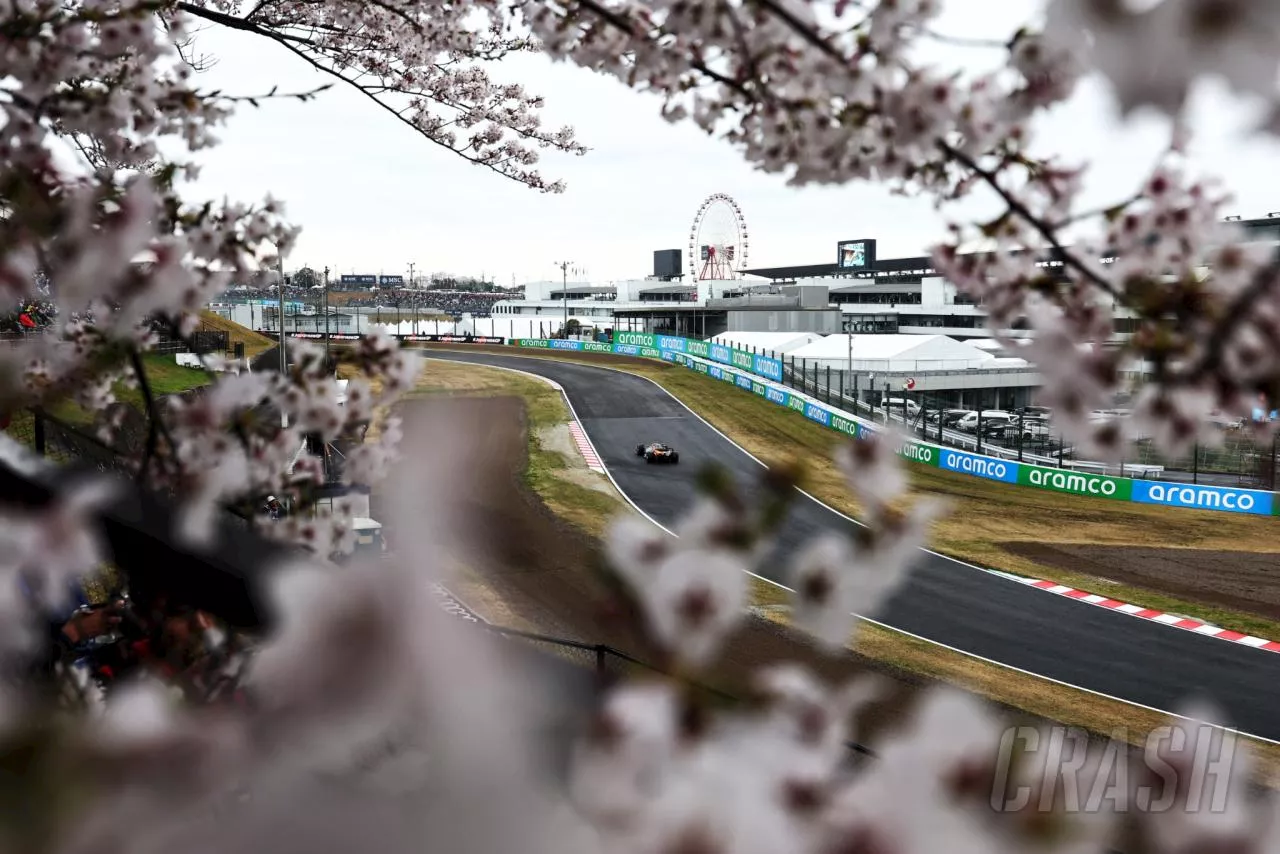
130,349,166,486
915,27,1008,48
175,1,585,191
212,83,335,105
1178,254,1280,385
938,140,1121,300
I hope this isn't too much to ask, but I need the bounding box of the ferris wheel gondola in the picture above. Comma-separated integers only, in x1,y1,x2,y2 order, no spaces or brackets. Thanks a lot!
688,194,749,281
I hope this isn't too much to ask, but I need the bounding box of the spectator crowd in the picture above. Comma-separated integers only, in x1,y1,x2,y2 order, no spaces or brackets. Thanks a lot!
0,299,56,335
215,287,516,317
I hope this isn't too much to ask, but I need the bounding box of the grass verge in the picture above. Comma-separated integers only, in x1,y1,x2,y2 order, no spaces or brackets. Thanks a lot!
4,353,210,445
198,310,275,358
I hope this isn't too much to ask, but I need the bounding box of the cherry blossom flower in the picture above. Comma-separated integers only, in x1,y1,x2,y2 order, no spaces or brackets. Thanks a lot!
636,549,749,668
1046,0,1280,118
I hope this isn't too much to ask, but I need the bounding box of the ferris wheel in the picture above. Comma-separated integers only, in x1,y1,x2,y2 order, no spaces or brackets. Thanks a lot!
688,193,749,280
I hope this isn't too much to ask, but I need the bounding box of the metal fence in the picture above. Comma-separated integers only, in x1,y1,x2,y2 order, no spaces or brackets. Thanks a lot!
478,624,875,760
760,355,1280,487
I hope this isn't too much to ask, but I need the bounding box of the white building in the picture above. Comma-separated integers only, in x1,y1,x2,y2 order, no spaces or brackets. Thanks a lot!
710,331,823,354
490,277,747,327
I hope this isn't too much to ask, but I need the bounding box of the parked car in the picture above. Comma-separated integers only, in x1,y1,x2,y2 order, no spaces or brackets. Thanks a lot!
882,397,920,417
940,409,971,428
1018,405,1052,420
1018,417,1052,440
980,419,1013,440
956,410,1014,433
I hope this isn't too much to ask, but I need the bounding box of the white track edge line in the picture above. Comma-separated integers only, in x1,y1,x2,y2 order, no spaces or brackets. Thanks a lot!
426,349,1278,747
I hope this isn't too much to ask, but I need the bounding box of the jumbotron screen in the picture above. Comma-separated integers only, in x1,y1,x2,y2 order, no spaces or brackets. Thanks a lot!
837,239,876,269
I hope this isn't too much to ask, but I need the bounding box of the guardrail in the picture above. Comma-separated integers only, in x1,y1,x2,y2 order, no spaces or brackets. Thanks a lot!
493,333,1279,519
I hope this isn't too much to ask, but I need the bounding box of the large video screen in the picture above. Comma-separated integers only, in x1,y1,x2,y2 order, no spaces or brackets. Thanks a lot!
837,239,876,270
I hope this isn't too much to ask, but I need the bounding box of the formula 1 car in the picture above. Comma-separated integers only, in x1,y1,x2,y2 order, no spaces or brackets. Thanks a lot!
635,442,679,464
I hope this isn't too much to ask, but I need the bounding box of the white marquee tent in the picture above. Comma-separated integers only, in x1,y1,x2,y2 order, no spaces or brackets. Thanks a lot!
710,331,823,355
453,315,601,339
785,334,1005,372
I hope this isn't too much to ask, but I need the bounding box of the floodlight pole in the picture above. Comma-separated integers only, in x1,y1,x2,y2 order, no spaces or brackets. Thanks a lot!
555,260,573,337
276,248,288,429
846,320,852,405
323,266,331,367
408,262,416,333
277,250,287,374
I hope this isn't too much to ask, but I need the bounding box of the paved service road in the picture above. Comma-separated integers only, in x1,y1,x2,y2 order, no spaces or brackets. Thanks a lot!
428,350,1280,741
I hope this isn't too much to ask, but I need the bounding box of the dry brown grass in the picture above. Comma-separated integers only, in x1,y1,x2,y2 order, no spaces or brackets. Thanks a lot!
411,357,630,538
198,310,275,357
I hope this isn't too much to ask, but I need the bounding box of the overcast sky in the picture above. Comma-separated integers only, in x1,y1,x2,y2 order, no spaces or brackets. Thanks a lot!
181,0,1280,285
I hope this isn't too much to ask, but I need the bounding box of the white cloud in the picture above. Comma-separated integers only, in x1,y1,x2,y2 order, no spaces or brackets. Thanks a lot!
181,1,1280,284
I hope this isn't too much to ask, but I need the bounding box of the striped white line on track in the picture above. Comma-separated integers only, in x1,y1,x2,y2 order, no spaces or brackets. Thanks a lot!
1006,575,1280,654
568,421,606,473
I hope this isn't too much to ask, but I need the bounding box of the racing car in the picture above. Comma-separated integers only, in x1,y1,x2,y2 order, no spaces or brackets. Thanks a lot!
635,442,679,464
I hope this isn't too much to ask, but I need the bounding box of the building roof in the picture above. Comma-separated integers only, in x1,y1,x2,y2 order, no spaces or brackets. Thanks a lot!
791,334,983,360
744,217,1280,282
710,331,823,354
787,334,1001,370
551,285,615,294
639,284,697,293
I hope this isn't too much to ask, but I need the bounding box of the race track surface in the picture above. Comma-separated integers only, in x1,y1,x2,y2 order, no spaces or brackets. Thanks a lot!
428,350,1280,740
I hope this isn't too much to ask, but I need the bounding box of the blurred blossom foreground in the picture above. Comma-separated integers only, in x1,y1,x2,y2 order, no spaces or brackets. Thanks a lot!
4,0,1280,851
0,401,1262,854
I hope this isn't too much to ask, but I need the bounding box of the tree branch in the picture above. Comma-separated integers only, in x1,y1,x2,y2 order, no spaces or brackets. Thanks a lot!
937,141,1122,300
175,1,577,187
1180,254,1280,385
130,349,169,486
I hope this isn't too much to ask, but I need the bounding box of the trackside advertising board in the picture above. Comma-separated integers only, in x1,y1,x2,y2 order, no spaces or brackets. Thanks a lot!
514,334,783,380
513,336,1278,518
1131,480,1273,515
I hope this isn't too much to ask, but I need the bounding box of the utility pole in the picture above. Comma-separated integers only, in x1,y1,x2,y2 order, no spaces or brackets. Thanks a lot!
407,262,416,334
554,260,573,338
323,266,331,368
277,251,287,374
846,322,852,405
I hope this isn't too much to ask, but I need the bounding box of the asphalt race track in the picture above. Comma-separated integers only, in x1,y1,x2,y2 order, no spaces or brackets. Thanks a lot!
428,350,1280,740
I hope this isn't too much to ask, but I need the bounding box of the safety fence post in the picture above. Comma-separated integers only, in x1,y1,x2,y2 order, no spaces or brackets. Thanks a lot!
33,410,45,457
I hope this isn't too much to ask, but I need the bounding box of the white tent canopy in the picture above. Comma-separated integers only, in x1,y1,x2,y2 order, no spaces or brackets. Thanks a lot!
371,318,463,336
453,315,598,339
710,331,823,355
787,334,999,372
